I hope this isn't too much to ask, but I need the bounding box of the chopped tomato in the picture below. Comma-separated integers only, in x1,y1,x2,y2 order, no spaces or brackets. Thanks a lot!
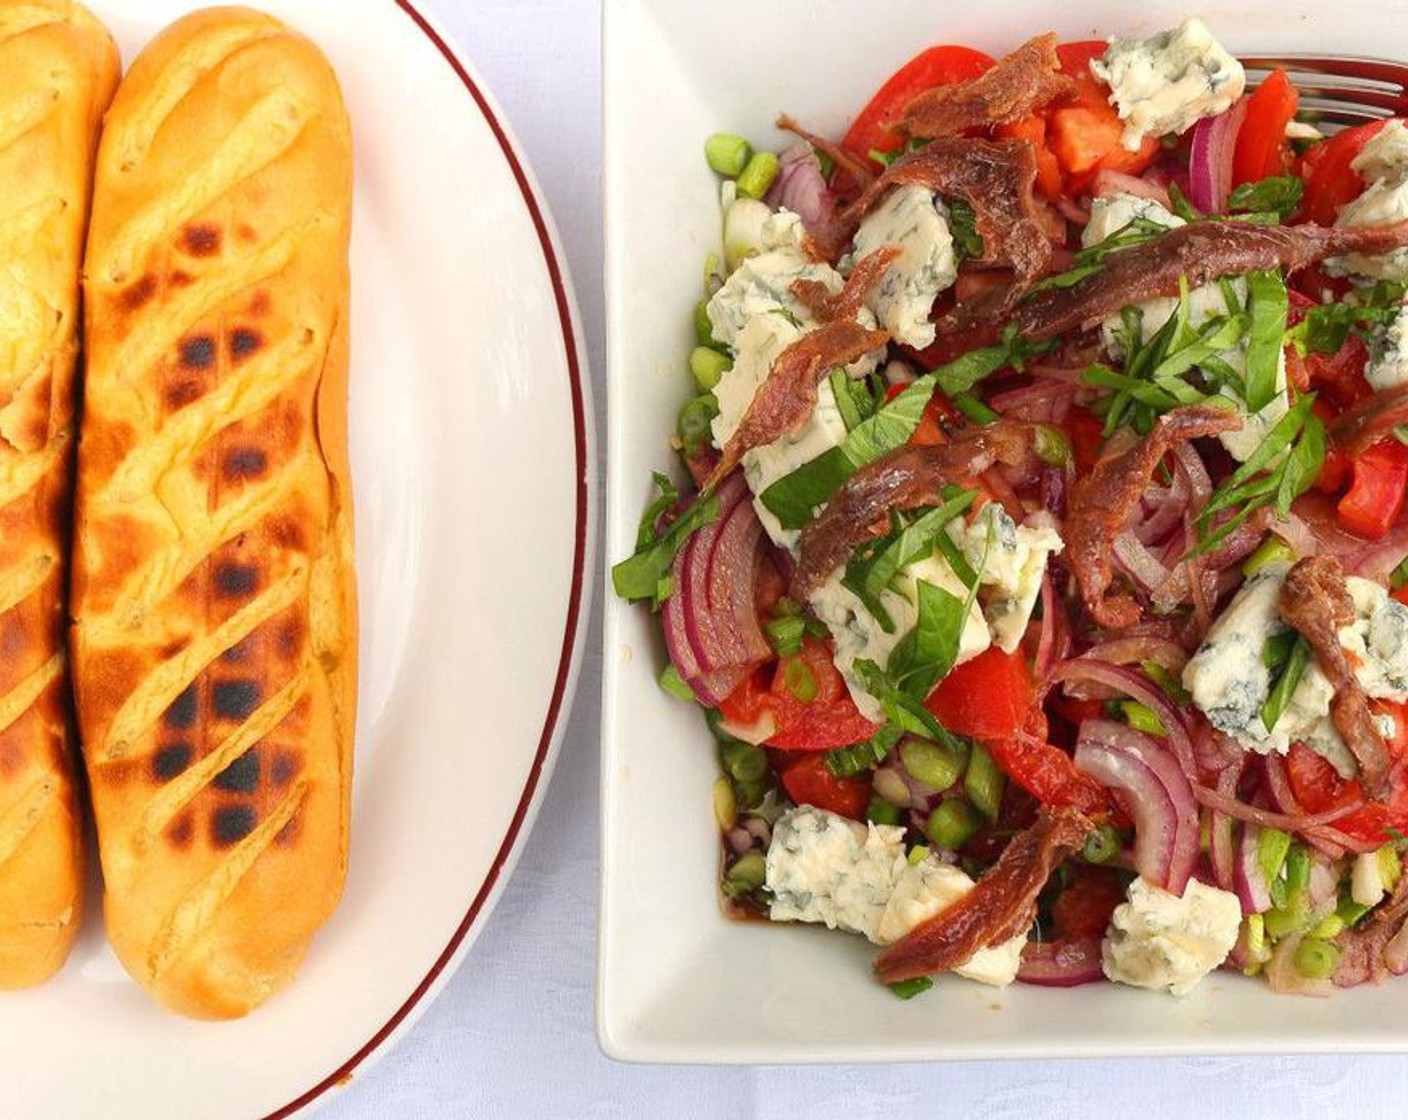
1286,707,1408,845
1045,40,1159,194
780,754,871,820
1298,118,1390,226
1232,69,1299,187
1311,399,1351,494
1050,866,1127,938
841,44,995,169
996,113,1064,198
984,707,1116,817
1308,336,1372,408
1337,439,1408,539
923,647,1033,742
1395,584,1408,608
1066,405,1106,475
718,637,880,752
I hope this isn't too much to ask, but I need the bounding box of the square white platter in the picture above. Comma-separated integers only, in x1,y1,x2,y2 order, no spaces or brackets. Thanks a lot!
600,0,1408,1063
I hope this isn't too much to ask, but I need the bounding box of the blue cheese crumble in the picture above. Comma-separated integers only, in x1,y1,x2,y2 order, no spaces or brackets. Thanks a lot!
1102,877,1242,996
959,504,1065,653
1091,18,1245,152
1183,562,1408,777
1365,299,1408,392
851,185,958,349
1332,120,1408,282
766,806,906,940
766,807,1024,987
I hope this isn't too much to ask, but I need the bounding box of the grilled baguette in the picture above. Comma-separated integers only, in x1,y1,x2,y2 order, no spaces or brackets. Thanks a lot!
0,0,116,989
72,6,355,1019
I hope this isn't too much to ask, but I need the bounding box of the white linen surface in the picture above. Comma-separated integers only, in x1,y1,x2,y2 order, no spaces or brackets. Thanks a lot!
335,2,1408,1116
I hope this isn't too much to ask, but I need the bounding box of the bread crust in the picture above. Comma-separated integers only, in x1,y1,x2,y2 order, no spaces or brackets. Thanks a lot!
0,0,117,989
73,5,355,1018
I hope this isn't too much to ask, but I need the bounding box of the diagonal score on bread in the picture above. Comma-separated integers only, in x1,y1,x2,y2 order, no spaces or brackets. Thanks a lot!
73,6,355,1019
0,0,117,989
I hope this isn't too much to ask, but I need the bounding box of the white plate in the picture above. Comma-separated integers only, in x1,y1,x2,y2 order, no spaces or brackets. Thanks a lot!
1,2,592,1116
600,0,1408,1064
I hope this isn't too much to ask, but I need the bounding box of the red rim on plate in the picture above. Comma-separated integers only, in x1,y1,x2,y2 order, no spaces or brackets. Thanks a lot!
264,4,592,1116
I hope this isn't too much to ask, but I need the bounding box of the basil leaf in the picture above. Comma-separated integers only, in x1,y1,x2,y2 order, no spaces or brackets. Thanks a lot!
612,487,721,605
931,326,1053,396
1200,394,1314,526
1276,409,1325,516
1244,270,1289,412
634,471,678,550
1228,175,1304,220
759,374,936,530
888,579,968,700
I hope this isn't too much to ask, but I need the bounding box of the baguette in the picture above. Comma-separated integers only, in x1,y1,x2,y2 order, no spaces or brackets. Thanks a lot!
0,0,117,989
72,6,355,1019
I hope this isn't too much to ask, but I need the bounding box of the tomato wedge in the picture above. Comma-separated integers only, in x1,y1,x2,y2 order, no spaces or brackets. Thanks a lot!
1050,866,1127,938
1298,118,1390,225
923,647,1033,742
841,44,995,168
1337,438,1408,540
779,754,871,821
1232,68,1298,187
718,637,880,752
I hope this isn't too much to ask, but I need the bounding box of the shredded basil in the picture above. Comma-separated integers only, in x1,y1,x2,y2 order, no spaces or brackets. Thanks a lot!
1166,181,1203,222
946,198,984,260
1193,394,1324,555
612,478,721,605
841,488,978,631
1288,281,1407,356
824,724,904,778
759,374,937,530
951,392,999,425
931,322,1053,396
1027,215,1171,296
1228,175,1304,221
1262,633,1311,732
1244,270,1289,412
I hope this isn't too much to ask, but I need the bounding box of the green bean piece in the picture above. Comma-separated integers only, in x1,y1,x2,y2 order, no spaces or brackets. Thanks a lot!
1082,824,1121,864
734,777,767,811
964,744,1005,821
925,798,984,850
765,614,806,657
1294,937,1341,980
1114,699,1166,736
900,737,966,792
713,777,737,832
1034,424,1072,466
677,392,720,459
736,151,781,199
783,658,818,702
1258,828,1292,886
1242,535,1295,575
867,797,903,826
690,345,731,392
694,299,722,350
723,850,767,897
721,740,768,783
887,976,934,1000
706,132,753,178
657,663,697,702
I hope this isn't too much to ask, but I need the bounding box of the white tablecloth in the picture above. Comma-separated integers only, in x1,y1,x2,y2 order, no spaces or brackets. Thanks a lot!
334,3,1408,1116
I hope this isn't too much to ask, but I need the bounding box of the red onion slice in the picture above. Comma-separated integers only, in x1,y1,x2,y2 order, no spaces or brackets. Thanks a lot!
1017,937,1106,987
1187,101,1248,214
1114,529,1171,593
1052,659,1197,778
765,142,837,233
1075,719,1201,895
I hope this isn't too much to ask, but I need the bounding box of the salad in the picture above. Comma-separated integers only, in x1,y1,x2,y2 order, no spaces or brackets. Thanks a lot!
612,17,1408,999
